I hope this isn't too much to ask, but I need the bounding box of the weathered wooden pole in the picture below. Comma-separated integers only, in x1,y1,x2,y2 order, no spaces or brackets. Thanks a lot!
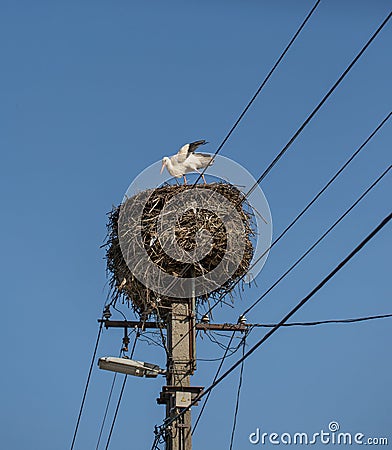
164,299,195,450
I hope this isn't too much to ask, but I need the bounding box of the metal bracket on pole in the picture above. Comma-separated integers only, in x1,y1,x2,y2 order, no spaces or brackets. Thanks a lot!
99,319,248,332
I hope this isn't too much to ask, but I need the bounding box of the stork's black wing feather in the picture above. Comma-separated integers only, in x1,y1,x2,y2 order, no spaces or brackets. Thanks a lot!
188,140,208,154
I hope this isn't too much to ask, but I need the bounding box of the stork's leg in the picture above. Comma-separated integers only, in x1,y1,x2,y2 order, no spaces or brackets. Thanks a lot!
183,175,187,185
195,169,207,184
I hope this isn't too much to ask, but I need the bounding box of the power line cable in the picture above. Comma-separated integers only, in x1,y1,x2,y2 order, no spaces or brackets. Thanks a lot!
242,164,390,317
149,11,391,443
105,377,127,450
187,166,390,433
193,0,321,185
197,351,241,362
159,0,320,301
192,331,236,434
70,320,103,450
229,333,247,450
239,112,391,291
197,212,392,401
95,341,128,450
167,10,390,306
96,373,118,450
95,307,137,450
196,313,392,361
150,13,391,442
171,159,388,359
156,11,391,327
151,429,165,450
193,113,391,327
204,330,241,352
104,331,139,450
197,313,392,361
171,128,391,354
243,11,392,201
169,162,389,417
154,211,391,436
154,306,170,357
249,313,392,328
174,113,391,351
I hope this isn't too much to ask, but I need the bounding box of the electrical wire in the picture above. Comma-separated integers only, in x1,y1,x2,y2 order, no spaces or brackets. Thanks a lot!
198,212,392,400
239,112,391,292
170,138,391,354
171,113,391,352
96,373,118,450
149,10,390,445
193,0,321,185
188,165,390,436
154,306,170,357
70,320,103,450
242,164,390,317
196,344,243,362
95,304,137,450
95,337,132,450
243,11,392,201
103,331,140,450
158,0,321,306
157,9,392,338
112,303,128,321
249,313,392,328
196,313,392,363
77,11,391,449
138,330,166,349
150,13,391,443
151,424,166,450
163,165,389,439
105,377,127,450
204,330,241,352
154,211,391,436
192,331,236,435
229,333,247,450
130,8,390,356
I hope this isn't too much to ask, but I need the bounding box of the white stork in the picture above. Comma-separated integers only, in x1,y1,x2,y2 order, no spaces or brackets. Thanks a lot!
160,140,213,184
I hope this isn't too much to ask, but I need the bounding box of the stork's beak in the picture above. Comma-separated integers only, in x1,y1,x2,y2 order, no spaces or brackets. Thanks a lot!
160,160,166,174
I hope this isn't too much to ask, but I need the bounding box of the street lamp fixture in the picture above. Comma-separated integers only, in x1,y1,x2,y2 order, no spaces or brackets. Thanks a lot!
98,357,165,378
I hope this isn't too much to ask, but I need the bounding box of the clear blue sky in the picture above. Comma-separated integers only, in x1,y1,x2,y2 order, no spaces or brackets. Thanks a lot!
1,1,391,449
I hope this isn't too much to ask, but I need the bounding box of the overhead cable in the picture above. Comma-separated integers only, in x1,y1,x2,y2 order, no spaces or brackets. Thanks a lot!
193,0,322,185
192,331,236,434
154,211,391,436
70,320,103,450
244,12,392,200
242,165,390,316
104,331,139,450
229,333,247,450
249,313,392,328
172,152,391,353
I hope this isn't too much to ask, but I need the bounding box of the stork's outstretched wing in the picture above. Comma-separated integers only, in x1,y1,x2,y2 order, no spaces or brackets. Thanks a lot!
176,140,208,163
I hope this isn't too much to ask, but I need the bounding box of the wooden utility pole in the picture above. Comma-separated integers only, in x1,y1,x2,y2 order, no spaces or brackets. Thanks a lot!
155,297,204,450
164,299,195,450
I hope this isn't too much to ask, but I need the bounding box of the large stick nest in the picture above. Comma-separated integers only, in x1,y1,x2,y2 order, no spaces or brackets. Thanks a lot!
104,183,255,321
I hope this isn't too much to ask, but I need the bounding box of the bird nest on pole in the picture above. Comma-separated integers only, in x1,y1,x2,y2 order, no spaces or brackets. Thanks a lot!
104,182,255,322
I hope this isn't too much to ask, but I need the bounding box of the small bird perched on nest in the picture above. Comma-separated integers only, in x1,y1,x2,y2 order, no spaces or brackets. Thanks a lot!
160,140,213,184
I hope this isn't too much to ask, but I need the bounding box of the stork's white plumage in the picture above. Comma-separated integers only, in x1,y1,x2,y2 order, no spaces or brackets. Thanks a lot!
160,140,213,184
